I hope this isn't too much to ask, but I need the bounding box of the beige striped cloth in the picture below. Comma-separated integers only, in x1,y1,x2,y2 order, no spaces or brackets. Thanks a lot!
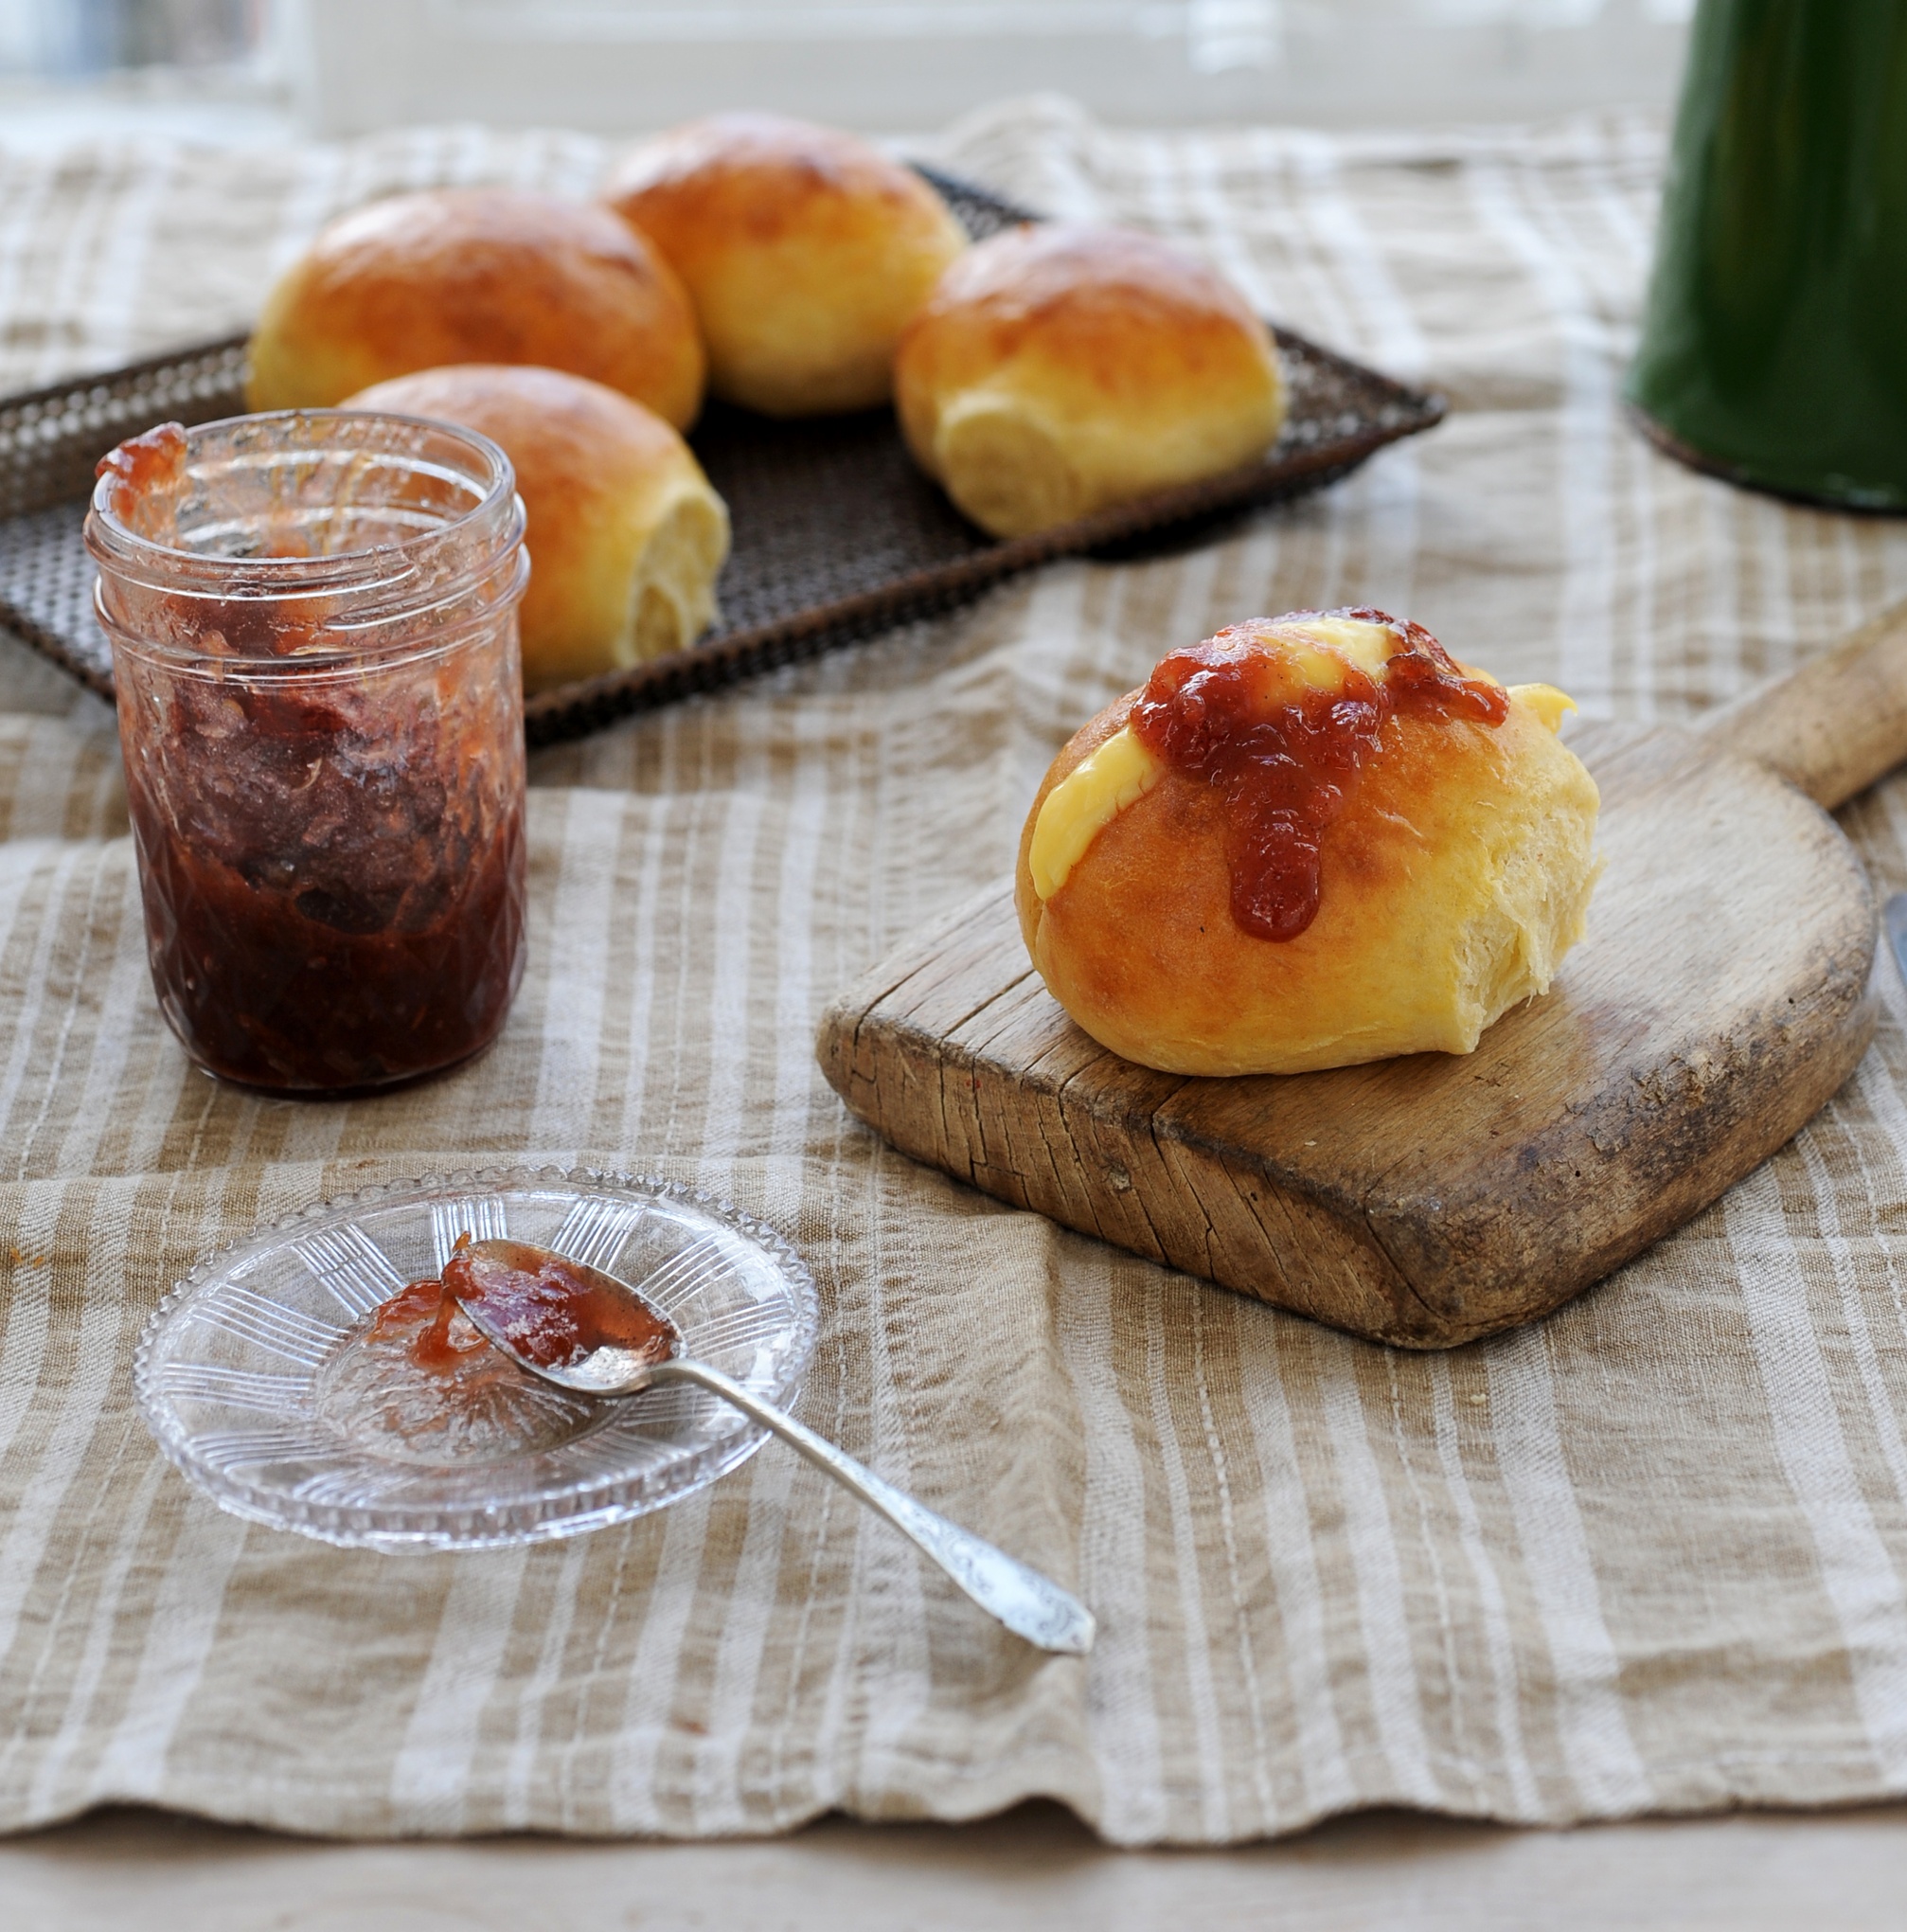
2,97,1907,1845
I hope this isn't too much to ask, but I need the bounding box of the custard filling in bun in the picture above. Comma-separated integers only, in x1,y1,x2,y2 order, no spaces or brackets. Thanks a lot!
1015,610,1600,1077
1028,725,1164,902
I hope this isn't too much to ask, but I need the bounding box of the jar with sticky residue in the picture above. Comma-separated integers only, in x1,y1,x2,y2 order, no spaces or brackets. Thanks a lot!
85,410,529,1093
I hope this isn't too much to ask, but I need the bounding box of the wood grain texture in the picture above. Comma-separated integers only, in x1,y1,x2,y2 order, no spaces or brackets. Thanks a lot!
1702,598,1907,809
817,716,1879,1347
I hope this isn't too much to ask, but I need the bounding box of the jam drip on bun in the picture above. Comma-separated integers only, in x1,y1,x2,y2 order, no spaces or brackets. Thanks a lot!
1015,607,1596,1076
1130,610,1508,941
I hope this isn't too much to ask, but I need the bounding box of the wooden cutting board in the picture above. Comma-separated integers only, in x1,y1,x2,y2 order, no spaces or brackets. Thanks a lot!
815,605,1907,1348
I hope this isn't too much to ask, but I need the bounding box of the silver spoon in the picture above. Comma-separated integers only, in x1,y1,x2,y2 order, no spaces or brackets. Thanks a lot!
452,1250,1096,1656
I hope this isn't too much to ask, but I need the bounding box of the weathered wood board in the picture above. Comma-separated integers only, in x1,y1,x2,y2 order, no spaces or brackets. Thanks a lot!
816,607,1907,1348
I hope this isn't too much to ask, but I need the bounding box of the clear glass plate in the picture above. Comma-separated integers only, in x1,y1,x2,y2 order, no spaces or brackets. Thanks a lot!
134,1168,819,1551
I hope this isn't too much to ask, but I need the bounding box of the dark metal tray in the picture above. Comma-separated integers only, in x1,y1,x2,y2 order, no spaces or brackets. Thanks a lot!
0,167,1443,746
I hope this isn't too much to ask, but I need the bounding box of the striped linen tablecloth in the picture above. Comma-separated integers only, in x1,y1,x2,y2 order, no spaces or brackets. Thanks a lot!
1,97,1906,1845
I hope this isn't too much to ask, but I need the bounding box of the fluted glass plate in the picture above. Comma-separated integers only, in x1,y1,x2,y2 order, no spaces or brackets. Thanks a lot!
134,1168,819,1551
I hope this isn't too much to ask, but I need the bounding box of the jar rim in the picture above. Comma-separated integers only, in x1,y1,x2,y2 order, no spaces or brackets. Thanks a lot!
83,408,523,599
92,551,531,682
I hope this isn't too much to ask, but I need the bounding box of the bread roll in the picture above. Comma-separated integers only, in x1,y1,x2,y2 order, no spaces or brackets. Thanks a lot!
895,224,1287,539
1016,611,1600,1076
602,114,968,417
248,189,705,430
346,366,729,694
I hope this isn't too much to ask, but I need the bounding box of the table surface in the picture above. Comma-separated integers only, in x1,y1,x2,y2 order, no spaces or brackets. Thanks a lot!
4,1798,1906,1930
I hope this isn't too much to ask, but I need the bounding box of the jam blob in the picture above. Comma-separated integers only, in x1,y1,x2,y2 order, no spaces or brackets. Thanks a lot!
383,1236,678,1377
1129,608,1509,942
96,422,188,528
324,1245,597,1466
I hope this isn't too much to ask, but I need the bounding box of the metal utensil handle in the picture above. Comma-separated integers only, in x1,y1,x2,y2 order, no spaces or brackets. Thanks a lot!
651,1356,1096,1655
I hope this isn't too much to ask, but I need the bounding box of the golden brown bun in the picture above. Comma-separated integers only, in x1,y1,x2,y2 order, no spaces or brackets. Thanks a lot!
1015,623,1600,1077
602,114,968,417
895,224,1287,539
346,366,729,694
248,189,705,430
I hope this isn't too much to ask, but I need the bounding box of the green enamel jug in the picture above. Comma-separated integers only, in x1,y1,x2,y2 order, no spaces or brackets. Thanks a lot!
1627,0,1907,509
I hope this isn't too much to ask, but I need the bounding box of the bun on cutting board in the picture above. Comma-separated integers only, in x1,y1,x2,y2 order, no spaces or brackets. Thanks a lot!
247,188,705,430
346,365,729,693
1015,610,1600,1076
894,223,1287,539
602,113,968,417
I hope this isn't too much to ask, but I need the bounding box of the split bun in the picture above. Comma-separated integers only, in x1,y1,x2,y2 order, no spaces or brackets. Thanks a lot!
896,224,1287,539
346,365,729,693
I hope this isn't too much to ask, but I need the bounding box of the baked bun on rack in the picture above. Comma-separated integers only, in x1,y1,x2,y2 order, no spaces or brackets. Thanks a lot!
895,223,1287,539
347,365,729,693
247,189,706,430
1016,610,1600,1077
602,114,968,417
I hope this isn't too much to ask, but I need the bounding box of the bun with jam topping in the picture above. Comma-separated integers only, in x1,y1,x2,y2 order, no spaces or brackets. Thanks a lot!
246,188,706,430
346,365,729,693
1015,611,1601,1076
602,114,969,418
894,224,1286,538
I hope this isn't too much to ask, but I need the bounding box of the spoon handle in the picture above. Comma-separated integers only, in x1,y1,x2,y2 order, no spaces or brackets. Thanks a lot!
651,1357,1096,1655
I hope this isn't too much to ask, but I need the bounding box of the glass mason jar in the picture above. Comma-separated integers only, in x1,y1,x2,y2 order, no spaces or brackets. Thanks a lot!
85,410,529,1094
1627,0,1907,509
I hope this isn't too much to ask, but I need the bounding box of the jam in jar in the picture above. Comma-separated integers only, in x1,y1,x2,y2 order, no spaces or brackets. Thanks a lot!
86,411,530,1092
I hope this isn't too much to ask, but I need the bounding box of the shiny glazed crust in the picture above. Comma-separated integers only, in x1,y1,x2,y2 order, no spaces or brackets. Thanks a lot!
246,189,706,430
602,114,968,417
1015,689,1602,1077
894,224,1287,538
346,366,730,693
